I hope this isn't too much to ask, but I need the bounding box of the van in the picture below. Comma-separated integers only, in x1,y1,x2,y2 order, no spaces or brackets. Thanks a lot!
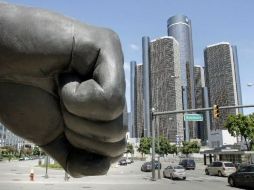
205,161,236,177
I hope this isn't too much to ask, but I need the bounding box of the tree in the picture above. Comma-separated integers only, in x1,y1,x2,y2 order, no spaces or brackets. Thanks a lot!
1,146,18,157
20,146,32,157
125,142,134,161
248,113,254,150
225,114,254,150
180,141,200,156
155,136,175,155
169,144,178,155
137,137,151,157
32,146,40,156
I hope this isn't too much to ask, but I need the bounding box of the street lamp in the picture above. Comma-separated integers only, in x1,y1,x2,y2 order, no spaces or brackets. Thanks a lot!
44,155,49,178
151,107,156,181
166,118,173,139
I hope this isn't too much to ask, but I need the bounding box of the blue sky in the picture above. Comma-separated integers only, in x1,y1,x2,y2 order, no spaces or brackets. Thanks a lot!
5,0,254,114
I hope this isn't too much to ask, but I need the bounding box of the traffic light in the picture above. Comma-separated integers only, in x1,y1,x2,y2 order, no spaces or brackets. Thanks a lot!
213,105,220,118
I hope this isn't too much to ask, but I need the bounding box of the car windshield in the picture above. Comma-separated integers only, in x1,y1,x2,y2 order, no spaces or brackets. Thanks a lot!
224,163,234,167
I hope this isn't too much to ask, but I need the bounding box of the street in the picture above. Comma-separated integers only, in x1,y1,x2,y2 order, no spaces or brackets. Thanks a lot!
0,158,242,190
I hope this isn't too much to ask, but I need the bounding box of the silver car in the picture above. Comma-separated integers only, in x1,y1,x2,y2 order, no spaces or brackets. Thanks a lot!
163,165,186,180
205,161,236,177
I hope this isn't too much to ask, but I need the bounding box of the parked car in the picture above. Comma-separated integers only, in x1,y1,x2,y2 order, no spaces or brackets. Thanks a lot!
163,165,186,180
141,161,161,172
126,158,134,164
205,161,236,177
118,159,127,166
228,164,254,188
19,157,30,161
179,159,195,170
234,162,248,170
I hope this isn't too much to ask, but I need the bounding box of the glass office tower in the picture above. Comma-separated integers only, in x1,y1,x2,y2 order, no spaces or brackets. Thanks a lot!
167,15,196,140
150,36,183,142
135,64,144,138
204,42,242,130
130,61,136,138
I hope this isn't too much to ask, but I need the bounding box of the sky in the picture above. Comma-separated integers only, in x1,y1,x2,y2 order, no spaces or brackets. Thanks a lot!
4,0,254,114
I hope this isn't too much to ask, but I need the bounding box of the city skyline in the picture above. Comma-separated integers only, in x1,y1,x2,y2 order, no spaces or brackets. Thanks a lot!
3,0,254,115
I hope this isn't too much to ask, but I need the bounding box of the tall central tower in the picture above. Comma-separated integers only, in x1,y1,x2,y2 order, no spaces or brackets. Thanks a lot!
167,15,196,140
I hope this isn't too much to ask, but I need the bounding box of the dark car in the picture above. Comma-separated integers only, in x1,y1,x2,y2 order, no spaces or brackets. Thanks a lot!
228,164,254,188
141,161,161,172
118,159,127,166
179,159,195,170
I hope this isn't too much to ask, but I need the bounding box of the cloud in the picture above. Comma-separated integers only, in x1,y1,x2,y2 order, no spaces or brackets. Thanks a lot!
130,44,139,51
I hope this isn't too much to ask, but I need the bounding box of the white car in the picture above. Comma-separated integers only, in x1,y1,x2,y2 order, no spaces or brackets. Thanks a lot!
205,161,236,177
126,158,133,164
163,165,186,180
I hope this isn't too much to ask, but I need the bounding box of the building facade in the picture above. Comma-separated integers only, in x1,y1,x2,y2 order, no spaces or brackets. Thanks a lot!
0,122,26,149
167,15,196,140
204,42,243,147
150,36,183,142
135,64,144,138
130,61,136,138
194,65,209,144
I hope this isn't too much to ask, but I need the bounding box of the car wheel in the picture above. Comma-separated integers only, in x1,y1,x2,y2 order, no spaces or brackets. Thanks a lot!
228,177,235,187
163,172,166,178
218,171,223,177
205,169,209,175
183,177,186,180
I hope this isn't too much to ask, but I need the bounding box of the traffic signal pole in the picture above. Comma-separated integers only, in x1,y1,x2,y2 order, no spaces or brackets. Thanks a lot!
152,104,254,116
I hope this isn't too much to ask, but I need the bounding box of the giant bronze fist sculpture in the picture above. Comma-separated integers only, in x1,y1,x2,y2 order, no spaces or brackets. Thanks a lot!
0,2,127,177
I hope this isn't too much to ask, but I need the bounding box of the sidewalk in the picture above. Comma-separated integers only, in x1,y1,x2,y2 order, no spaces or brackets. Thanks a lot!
0,160,168,185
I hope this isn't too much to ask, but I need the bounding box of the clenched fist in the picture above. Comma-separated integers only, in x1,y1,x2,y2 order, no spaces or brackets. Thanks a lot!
0,2,127,177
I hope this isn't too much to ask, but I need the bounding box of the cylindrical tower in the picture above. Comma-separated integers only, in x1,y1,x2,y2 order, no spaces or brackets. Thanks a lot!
167,15,196,140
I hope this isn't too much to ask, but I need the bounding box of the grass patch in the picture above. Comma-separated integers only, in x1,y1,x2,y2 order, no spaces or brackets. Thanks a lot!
38,163,63,170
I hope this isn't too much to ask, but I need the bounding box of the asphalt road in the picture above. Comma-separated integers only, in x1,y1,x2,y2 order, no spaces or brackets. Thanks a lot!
0,158,243,190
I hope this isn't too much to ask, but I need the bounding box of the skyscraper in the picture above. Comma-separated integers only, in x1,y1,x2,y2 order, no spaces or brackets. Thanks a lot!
135,64,144,138
167,15,196,140
194,65,209,143
204,42,243,147
130,61,136,138
150,36,183,142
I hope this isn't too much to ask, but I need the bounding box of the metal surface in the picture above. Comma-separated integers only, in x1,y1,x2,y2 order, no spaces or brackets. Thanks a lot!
130,61,136,138
142,36,156,180
153,104,254,116
142,36,152,138
0,2,126,177
184,114,203,121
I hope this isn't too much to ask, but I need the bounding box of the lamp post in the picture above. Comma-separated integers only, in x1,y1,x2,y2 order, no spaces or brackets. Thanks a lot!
156,115,161,179
44,155,49,178
38,147,42,166
166,118,173,139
